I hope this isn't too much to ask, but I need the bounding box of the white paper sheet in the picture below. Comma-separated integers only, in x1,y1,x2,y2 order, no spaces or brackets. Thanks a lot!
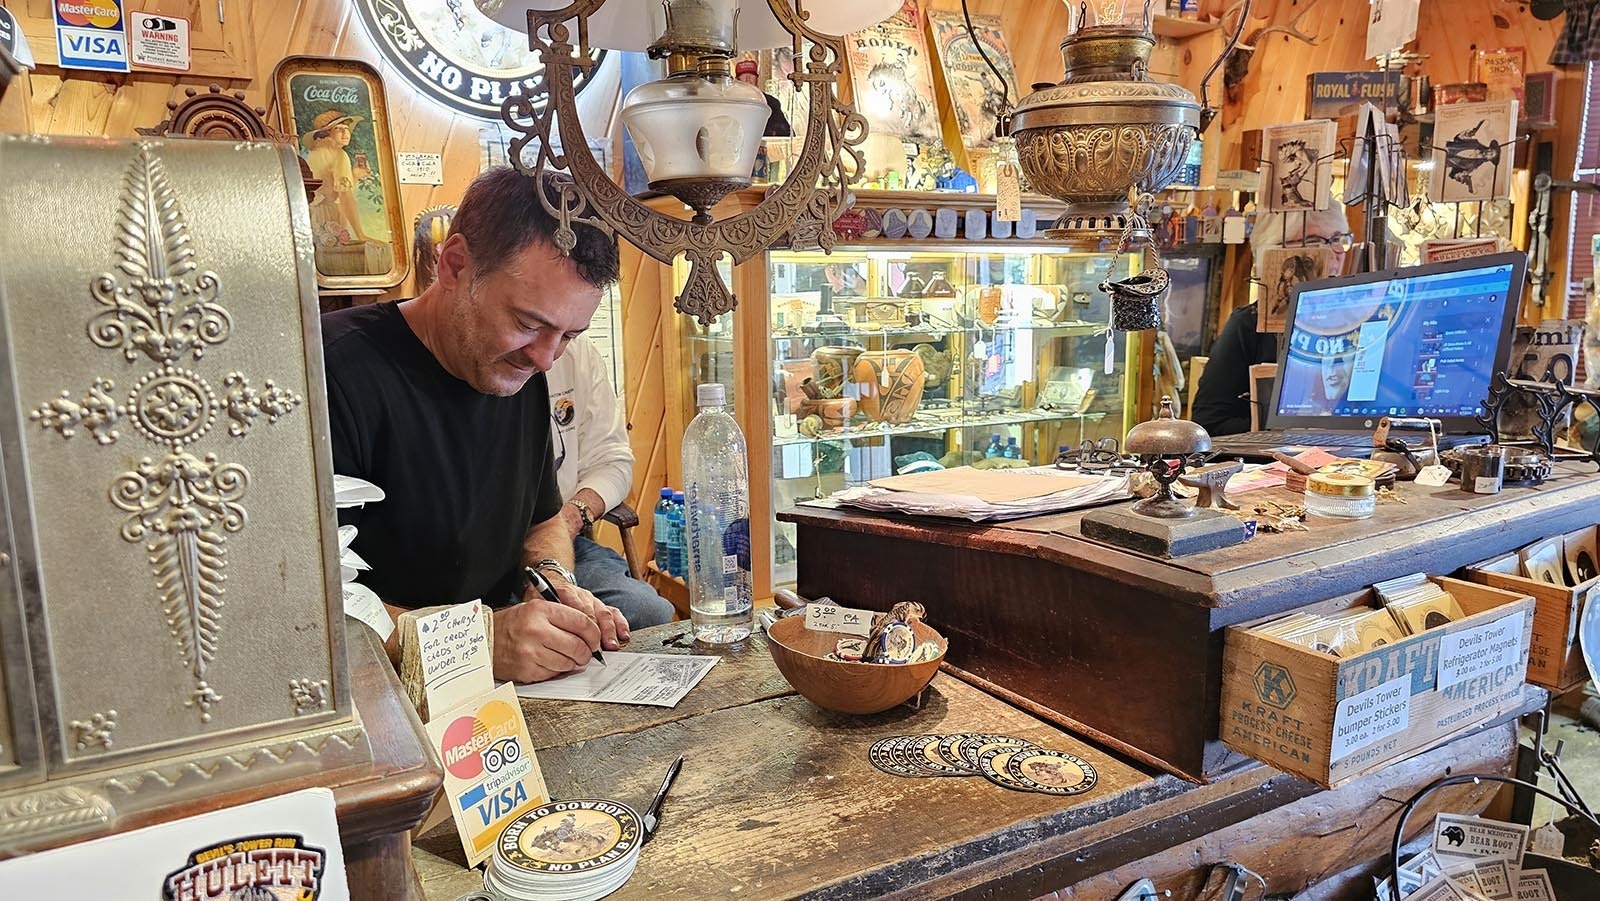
514,652,718,707
830,466,1129,522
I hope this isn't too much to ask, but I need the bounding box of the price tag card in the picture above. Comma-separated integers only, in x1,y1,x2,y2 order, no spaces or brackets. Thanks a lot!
396,151,444,185
416,600,494,716
804,602,874,637
1436,611,1526,690
1330,673,1410,763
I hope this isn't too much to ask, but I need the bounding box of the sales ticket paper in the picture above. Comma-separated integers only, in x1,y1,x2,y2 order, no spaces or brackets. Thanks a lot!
515,652,718,707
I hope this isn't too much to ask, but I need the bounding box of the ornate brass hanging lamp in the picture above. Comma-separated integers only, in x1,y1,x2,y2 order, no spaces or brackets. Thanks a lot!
996,0,1249,245
482,0,899,323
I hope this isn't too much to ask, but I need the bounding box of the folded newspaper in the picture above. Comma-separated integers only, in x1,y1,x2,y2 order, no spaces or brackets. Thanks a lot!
830,465,1130,522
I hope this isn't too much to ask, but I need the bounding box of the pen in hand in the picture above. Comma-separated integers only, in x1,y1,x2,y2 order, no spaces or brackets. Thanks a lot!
524,565,606,666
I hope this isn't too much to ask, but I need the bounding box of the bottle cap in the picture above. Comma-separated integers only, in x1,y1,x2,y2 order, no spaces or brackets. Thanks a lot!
696,383,726,407
672,490,685,501
660,487,673,498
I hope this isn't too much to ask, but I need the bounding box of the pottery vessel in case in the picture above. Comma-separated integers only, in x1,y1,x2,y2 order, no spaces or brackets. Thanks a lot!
853,350,928,425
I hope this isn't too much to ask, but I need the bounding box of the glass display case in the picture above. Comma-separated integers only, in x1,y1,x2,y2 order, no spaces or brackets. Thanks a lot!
672,241,1140,592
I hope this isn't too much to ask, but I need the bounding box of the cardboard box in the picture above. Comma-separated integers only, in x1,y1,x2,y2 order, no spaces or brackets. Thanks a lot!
1220,578,1533,788
1465,529,1597,691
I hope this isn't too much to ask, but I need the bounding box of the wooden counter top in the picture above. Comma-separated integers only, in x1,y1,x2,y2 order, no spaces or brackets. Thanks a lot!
412,624,1540,900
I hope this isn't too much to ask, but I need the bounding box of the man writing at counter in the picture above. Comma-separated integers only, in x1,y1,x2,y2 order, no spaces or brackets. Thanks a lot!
323,167,628,683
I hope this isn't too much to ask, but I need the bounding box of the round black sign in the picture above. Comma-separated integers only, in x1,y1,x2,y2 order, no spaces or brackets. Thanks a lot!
355,0,605,120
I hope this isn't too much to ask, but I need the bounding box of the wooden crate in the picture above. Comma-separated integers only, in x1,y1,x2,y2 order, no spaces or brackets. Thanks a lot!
1465,531,1597,691
1220,578,1533,789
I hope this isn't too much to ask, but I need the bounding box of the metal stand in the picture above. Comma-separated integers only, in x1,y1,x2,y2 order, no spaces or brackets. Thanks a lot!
1475,371,1600,468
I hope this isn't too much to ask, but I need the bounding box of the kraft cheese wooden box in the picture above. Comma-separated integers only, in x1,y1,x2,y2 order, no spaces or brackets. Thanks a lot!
1465,526,1597,691
1219,578,1534,789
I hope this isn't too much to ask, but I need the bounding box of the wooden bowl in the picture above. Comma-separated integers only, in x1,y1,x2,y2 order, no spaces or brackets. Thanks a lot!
765,616,946,715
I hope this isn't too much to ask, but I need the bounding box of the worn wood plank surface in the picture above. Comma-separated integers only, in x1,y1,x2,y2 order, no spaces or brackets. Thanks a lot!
518,624,795,751
420,670,1163,901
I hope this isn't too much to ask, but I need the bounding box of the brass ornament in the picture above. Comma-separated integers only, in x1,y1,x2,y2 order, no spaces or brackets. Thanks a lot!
505,0,867,324
69,711,118,753
27,145,304,725
289,678,332,715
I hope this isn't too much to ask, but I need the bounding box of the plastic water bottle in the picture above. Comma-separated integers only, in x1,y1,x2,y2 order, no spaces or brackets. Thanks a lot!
652,487,673,573
984,434,1004,458
682,383,753,644
667,491,686,576
1004,437,1020,459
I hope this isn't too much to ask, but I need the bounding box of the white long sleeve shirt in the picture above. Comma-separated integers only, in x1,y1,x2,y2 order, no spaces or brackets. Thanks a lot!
546,335,633,513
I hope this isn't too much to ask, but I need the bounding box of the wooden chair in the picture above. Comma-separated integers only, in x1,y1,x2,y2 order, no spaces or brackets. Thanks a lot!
598,502,644,579
1249,363,1279,431
1187,356,1209,415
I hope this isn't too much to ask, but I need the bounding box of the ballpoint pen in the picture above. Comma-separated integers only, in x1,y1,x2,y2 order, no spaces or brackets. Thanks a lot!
641,755,683,844
524,565,606,666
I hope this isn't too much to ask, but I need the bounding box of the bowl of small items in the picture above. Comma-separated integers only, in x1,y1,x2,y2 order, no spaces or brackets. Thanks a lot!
766,601,946,715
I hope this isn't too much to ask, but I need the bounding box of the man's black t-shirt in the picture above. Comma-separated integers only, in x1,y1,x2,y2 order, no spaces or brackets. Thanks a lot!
322,302,562,608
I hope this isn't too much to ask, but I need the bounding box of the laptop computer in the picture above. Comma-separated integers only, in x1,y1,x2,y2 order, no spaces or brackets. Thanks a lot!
1211,251,1527,458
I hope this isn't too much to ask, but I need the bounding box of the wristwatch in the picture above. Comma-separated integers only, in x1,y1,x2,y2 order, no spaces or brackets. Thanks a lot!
534,559,577,586
570,498,595,532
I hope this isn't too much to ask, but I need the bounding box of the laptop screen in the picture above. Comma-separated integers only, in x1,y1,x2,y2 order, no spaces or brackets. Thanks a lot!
1270,252,1525,431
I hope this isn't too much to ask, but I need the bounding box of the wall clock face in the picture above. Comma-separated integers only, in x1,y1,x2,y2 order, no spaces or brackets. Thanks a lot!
356,0,605,120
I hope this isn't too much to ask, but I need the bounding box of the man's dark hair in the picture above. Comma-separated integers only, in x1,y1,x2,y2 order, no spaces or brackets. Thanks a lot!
449,166,619,289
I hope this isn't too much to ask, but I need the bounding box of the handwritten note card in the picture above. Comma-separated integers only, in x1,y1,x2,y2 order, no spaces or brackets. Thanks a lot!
396,151,443,185
417,601,493,716
805,602,874,637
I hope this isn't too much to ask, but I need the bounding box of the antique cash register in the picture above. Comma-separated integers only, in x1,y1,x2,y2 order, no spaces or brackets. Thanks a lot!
0,135,381,853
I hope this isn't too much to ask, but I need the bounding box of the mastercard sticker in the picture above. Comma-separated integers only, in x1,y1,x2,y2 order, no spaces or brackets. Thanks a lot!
424,682,549,866
53,0,129,73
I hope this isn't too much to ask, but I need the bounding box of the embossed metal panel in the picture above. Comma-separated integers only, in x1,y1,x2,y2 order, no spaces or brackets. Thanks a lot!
0,136,351,777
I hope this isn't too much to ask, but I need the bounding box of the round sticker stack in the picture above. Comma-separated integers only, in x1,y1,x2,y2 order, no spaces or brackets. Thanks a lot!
484,800,643,901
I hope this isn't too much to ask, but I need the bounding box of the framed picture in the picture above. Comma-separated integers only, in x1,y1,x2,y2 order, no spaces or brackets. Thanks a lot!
1523,70,1557,129
273,55,408,291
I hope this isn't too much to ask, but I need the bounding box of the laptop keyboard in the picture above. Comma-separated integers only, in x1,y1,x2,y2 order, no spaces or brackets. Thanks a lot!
1215,431,1375,448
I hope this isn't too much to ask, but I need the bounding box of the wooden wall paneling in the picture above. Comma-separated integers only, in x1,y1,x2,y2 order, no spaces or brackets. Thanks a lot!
734,259,775,603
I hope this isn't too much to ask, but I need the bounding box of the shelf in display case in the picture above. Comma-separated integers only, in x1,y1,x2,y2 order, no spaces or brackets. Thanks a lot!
769,322,1107,343
773,408,1107,448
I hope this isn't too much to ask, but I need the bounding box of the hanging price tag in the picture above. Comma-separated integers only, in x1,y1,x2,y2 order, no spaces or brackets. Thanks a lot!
1104,335,1115,374
994,136,1021,222
1414,464,1451,487
995,164,1021,222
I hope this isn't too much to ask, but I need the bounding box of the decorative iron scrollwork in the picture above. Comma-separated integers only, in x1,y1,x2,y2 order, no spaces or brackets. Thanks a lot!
503,0,865,323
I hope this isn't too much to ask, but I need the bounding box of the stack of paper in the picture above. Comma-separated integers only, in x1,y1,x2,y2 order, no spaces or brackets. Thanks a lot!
334,475,391,641
830,466,1130,522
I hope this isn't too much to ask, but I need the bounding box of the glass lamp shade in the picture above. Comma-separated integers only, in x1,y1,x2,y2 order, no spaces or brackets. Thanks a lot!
487,0,902,51
621,72,769,186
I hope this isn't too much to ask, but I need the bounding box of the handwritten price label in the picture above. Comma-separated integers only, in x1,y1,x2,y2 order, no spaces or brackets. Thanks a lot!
804,603,873,637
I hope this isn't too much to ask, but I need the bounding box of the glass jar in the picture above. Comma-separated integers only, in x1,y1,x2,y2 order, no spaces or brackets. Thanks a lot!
1304,472,1375,519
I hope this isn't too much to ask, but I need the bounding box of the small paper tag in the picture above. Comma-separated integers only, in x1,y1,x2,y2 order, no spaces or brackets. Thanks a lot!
343,581,394,642
1416,464,1452,487
1104,334,1115,374
1530,822,1563,857
995,163,1021,222
804,602,874,637
1473,476,1501,494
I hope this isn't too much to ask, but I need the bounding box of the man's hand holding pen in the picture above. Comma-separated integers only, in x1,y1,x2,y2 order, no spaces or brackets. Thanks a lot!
489,565,629,684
